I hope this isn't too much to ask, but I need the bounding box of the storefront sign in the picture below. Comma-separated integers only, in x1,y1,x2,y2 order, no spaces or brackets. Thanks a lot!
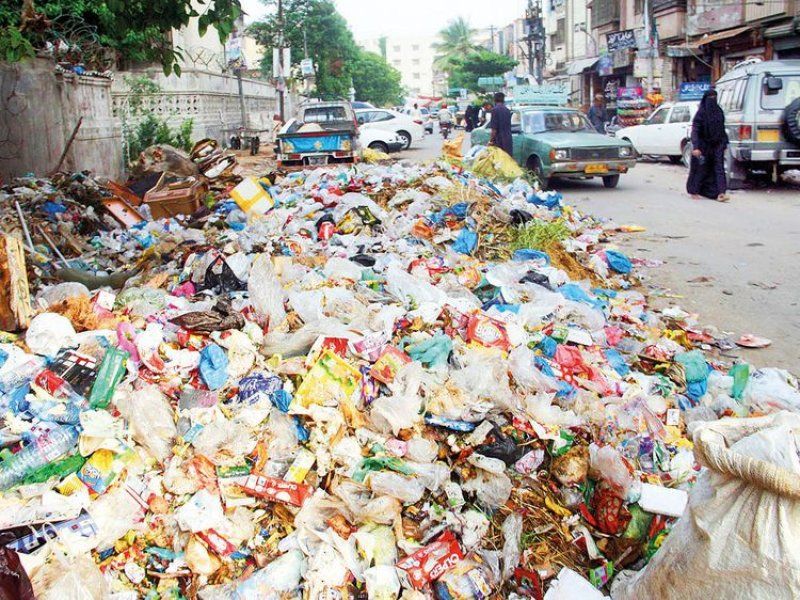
617,86,644,100
678,82,711,100
513,84,569,106
607,29,638,52
596,55,613,77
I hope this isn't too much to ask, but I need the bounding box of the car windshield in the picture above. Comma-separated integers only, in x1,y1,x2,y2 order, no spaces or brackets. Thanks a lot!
304,106,348,123
522,110,594,133
761,74,800,110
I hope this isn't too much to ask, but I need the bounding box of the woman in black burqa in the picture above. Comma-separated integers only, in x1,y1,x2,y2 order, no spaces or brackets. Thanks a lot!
686,89,730,201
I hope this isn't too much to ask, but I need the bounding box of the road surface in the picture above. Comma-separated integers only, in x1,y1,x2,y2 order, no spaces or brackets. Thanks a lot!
402,132,800,373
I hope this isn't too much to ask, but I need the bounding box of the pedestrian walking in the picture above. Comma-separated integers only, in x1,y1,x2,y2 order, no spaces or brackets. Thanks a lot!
489,92,513,156
587,94,608,133
686,89,730,202
464,104,478,132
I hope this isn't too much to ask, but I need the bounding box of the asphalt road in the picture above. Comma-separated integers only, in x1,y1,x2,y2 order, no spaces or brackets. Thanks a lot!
400,132,800,373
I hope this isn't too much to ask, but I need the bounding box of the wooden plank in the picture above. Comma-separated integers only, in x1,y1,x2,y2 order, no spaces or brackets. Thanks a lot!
0,234,33,332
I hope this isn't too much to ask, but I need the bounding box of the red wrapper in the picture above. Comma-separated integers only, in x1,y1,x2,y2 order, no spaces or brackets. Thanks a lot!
396,531,464,589
197,529,237,556
237,474,312,507
466,314,510,350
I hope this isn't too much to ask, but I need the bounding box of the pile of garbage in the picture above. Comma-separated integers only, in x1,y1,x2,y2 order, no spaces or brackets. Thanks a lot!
0,157,798,599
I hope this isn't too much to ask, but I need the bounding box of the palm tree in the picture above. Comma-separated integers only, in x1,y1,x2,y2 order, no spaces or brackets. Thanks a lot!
433,17,479,71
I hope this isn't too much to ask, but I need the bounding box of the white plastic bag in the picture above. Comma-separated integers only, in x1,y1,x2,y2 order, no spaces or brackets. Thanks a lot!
30,546,110,600
248,253,287,328
612,411,800,600
115,384,177,462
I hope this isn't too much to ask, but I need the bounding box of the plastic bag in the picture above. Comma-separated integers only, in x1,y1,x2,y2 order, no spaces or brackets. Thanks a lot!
25,313,76,357
199,549,306,600
29,547,110,600
199,344,229,390
442,133,465,161
589,443,636,500
248,253,287,329
545,567,608,600
115,384,177,462
501,512,522,581
367,471,425,504
364,565,401,599
471,146,524,181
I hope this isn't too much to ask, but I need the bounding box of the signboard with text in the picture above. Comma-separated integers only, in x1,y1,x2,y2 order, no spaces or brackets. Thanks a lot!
512,84,569,106
607,29,638,52
679,82,711,100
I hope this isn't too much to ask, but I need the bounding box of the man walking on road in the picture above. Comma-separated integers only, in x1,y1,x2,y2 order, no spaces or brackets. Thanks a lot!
489,92,513,156
587,94,608,133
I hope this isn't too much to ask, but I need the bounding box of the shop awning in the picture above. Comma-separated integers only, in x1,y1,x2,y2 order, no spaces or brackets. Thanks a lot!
687,26,751,49
566,57,599,75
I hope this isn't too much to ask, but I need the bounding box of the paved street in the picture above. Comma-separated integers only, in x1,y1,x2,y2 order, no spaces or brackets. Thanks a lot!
400,134,800,373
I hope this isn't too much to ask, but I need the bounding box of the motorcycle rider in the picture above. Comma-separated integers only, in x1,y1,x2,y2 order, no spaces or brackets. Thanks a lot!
438,104,454,137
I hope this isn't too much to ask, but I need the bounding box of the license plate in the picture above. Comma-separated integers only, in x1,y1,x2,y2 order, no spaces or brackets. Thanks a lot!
307,156,328,166
585,163,608,174
757,129,780,142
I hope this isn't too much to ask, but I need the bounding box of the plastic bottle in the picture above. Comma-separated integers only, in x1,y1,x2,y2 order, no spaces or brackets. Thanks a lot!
0,424,79,490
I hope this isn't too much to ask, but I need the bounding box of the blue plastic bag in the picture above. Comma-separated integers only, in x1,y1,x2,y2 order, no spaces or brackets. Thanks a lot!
605,250,632,274
199,344,229,390
453,228,478,255
605,349,630,377
512,249,551,265
559,283,605,309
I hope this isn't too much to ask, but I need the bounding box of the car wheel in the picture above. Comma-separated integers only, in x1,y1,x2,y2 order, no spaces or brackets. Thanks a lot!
602,174,620,188
527,155,549,190
397,130,412,150
668,155,683,164
682,141,692,167
368,141,389,154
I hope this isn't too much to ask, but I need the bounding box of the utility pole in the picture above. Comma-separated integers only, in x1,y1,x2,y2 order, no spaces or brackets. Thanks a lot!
644,0,656,93
526,0,546,85
277,0,285,121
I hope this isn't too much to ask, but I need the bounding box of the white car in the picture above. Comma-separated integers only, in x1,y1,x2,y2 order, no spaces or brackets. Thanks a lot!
357,127,405,154
355,108,424,150
615,101,699,166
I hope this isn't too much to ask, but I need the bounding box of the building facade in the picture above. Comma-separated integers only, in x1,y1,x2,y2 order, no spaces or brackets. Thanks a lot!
361,36,438,97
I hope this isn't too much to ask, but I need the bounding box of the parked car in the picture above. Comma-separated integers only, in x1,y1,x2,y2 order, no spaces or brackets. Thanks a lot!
354,108,424,150
714,59,800,187
471,107,636,189
276,101,357,169
358,127,405,154
615,101,699,166
351,101,375,110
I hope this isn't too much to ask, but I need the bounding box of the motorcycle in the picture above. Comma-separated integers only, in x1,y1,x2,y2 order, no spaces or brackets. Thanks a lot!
440,121,452,139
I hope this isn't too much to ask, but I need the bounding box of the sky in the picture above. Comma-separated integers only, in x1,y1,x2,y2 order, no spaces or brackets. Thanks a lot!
241,0,528,41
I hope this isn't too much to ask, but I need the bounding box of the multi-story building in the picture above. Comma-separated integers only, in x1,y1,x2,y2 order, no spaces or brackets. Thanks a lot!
361,36,438,97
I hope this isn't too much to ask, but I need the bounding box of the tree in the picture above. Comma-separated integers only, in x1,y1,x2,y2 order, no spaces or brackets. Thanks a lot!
249,0,358,100
0,0,242,75
448,50,517,93
433,17,479,71
351,50,403,106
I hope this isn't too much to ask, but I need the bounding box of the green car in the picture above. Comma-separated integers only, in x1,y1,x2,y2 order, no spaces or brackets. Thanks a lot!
471,107,636,189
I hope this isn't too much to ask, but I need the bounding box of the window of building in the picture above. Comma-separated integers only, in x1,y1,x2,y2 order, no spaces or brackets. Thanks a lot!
591,0,620,28
635,0,644,14
393,60,401,67
412,44,420,51
393,45,401,52
412,58,420,66
413,72,421,79
555,18,565,45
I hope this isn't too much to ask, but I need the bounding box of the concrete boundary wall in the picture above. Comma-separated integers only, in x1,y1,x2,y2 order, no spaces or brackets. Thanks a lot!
0,58,121,180
0,60,286,181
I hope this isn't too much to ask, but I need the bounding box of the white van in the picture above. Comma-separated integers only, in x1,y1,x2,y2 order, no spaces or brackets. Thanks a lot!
715,59,800,186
